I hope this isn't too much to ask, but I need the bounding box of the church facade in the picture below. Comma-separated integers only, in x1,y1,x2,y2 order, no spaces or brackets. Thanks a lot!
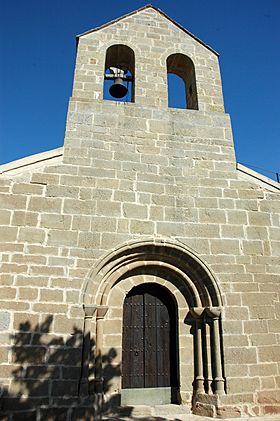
0,6,280,419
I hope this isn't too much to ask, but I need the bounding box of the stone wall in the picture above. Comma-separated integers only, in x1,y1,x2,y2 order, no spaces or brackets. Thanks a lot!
0,5,279,419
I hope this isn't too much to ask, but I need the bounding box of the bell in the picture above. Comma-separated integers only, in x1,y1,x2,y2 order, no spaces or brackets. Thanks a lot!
109,77,128,98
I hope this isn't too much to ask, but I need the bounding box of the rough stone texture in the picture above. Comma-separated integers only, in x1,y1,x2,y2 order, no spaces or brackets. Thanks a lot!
0,5,280,420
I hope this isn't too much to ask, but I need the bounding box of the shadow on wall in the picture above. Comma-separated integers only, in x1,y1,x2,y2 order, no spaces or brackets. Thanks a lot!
0,315,125,420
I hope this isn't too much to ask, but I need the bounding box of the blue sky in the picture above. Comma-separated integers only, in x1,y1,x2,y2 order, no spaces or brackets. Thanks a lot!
1,0,279,181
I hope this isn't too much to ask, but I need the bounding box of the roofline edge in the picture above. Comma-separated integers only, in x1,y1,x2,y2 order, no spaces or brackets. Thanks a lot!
0,147,64,175
237,163,280,191
76,5,219,57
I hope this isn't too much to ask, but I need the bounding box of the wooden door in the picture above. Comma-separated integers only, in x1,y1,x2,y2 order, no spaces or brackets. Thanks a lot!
122,284,176,389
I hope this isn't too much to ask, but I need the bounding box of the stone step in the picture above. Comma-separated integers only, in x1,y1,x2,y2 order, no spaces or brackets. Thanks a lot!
153,404,190,416
103,404,190,420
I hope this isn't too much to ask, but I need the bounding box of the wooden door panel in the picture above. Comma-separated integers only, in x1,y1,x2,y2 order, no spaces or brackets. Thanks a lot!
144,292,157,388
122,293,144,388
122,285,174,389
131,294,144,387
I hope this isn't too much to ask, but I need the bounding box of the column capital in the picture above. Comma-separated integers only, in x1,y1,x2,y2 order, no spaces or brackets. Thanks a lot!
96,305,109,319
190,307,204,319
205,306,222,319
83,304,97,319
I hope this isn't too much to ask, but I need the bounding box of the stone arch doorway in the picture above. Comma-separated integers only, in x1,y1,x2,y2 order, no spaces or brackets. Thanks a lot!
80,238,225,410
122,283,179,405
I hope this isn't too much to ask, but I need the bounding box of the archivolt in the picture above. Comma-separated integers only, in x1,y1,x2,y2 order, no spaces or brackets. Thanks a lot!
81,238,223,308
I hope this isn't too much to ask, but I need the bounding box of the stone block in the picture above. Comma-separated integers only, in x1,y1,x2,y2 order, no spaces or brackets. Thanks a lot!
257,390,280,404
248,212,272,226
224,363,248,377
78,232,101,248
199,208,226,223
227,210,247,224
103,334,122,347
271,241,280,256
96,201,121,217
211,239,240,255
123,203,148,219
249,305,275,320
40,214,71,229
261,376,276,389
101,233,129,249
92,188,113,201
249,362,278,376
0,210,11,225
28,197,62,213
242,240,264,255
32,303,68,314
25,244,58,256
18,287,38,301
244,320,268,334
66,290,80,303
224,306,249,320
47,230,78,246
221,225,245,238
0,194,27,210
12,254,46,265
18,227,46,244
242,292,277,306
31,173,59,185
72,215,91,231
16,275,49,287
130,220,154,234
137,181,164,194
216,406,241,418
246,226,268,240
258,345,280,362
13,313,40,331
30,265,65,277
40,289,64,302
12,183,44,195
0,226,18,242
54,316,83,333
263,405,280,415
63,198,96,215
235,199,258,211
227,377,260,394
192,401,215,417
225,347,257,364
268,319,280,333
0,263,27,276
0,311,10,331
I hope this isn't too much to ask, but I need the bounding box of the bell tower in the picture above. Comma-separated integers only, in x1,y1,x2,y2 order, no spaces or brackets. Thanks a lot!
61,5,236,410
63,5,235,171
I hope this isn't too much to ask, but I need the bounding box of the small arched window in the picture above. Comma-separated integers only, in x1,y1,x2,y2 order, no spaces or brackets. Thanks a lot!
103,44,135,103
167,53,198,110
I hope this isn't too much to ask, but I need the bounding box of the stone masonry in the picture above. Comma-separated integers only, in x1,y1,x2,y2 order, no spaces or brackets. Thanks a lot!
0,5,279,420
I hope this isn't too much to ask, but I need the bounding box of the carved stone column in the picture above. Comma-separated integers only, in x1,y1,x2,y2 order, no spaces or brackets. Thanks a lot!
204,319,213,394
79,305,97,396
190,307,205,394
205,307,224,395
94,305,109,393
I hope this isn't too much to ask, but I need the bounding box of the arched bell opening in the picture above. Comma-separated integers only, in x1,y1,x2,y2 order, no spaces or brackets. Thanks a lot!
167,53,198,110
103,44,135,102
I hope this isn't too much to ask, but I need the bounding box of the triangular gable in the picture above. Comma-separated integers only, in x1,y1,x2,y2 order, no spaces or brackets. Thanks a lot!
76,5,219,56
